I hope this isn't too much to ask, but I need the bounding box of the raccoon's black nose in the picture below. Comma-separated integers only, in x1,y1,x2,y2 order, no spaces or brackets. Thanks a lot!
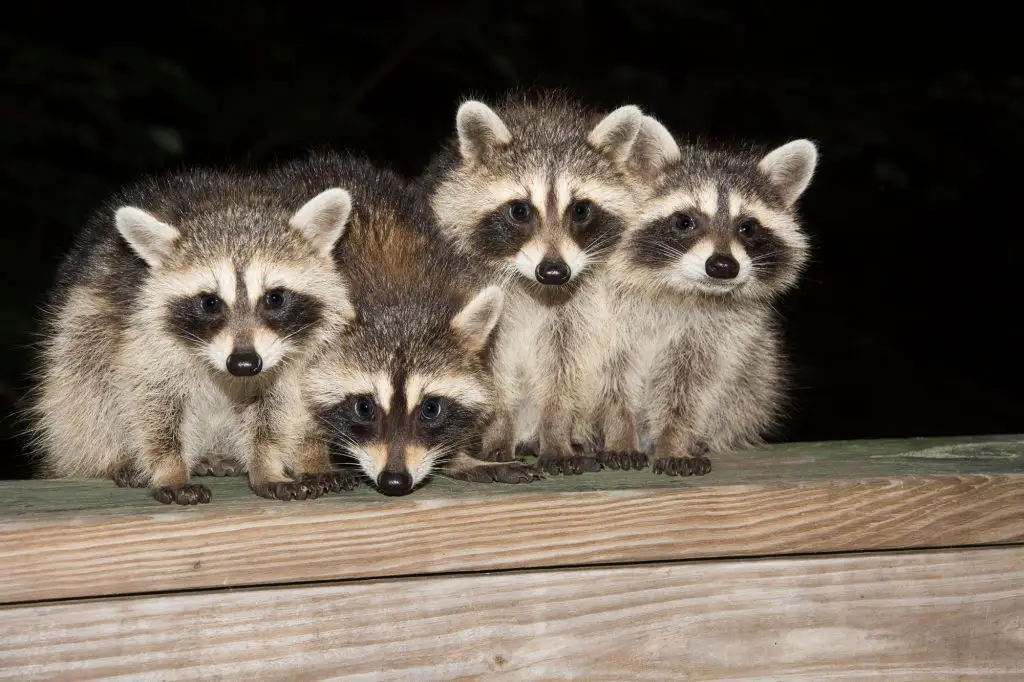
377,471,414,496
226,350,263,377
705,254,740,280
536,259,571,285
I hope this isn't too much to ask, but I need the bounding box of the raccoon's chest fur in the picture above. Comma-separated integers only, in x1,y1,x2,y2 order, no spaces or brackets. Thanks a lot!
495,281,610,442
178,378,249,466
620,295,768,444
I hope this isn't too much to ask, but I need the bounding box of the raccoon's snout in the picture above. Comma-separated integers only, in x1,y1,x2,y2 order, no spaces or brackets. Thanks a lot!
535,259,571,285
705,254,740,280
377,471,414,496
226,349,263,377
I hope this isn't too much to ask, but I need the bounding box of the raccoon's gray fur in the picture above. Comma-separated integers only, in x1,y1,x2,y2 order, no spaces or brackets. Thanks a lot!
600,116,818,475
28,168,357,503
271,152,541,496
419,91,647,476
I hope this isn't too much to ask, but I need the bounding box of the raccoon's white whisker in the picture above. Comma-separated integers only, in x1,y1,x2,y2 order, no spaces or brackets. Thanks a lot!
276,323,314,345
316,414,358,447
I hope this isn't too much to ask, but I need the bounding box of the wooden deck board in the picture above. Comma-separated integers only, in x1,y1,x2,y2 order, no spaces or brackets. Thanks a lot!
2,435,1022,605
2,546,1021,680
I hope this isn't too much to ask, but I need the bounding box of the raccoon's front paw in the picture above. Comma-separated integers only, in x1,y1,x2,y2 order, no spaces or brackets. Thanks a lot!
192,455,239,477
296,470,362,495
651,455,712,477
113,466,149,489
536,453,600,476
449,461,543,484
596,450,649,471
251,480,321,501
153,484,212,505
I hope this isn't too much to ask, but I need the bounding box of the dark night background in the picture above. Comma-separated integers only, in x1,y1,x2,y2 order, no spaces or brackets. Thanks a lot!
2,0,1021,479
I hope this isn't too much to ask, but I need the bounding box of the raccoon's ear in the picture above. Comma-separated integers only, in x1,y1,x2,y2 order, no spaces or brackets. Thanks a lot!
587,105,643,164
451,286,504,353
456,101,512,165
629,115,681,177
758,139,818,207
290,187,352,258
114,206,181,269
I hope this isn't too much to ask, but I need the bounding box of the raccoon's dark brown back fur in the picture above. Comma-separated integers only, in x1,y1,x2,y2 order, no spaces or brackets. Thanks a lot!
271,152,493,371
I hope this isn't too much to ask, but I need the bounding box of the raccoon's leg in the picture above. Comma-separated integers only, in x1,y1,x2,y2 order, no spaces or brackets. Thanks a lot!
289,435,362,495
536,403,599,476
478,408,517,462
648,343,714,477
595,400,648,472
136,400,213,505
443,451,543,484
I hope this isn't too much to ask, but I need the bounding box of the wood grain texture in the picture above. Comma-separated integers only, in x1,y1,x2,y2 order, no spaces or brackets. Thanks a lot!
1,435,1022,605
1,547,1021,680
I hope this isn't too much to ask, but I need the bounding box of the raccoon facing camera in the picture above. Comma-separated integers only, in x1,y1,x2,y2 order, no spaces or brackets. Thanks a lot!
29,168,359,504
597,114,818,477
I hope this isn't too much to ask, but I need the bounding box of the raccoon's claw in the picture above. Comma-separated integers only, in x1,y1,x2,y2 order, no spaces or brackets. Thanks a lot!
153,483,212,505
597,450,649,471
651,455,712,477
113,467,149,489
252,480,321,501
536,453,599,476
296,471,361,495
192,455,238,477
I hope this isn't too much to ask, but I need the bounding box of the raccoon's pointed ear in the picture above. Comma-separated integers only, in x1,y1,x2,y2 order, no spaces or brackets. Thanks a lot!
290,187,352,258
451,286,504,353
758,139,818,207
587,105,643,164
629,115,681,177
115,206,180,269
456,101,512,165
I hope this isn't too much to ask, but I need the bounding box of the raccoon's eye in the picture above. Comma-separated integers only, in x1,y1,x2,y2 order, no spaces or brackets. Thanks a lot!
263,289,287,310
507,201,532,223
674,214,696,232
353,396,376,420
570,200,592,223
199,294,222,314
419,397,443,421
738,219,761,237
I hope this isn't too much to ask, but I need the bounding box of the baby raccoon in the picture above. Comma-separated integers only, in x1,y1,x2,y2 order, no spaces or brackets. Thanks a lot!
602,117,818,475
420,91,645,475
273,153,540,496
29,168,358,503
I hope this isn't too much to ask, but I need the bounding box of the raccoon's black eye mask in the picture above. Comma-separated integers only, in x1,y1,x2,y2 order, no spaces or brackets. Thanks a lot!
318,393,480,445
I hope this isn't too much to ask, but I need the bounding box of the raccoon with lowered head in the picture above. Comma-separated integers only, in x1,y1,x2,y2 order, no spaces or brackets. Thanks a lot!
600,116,818,474
420,91,646,475
29,169,359,503
273,153,540,496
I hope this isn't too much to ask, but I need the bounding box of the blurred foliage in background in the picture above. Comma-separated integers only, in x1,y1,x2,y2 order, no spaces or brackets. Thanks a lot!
2,0,1022,477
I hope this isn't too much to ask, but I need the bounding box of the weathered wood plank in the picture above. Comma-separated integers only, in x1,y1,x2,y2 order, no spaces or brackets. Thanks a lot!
0,435,1022,605
1,547,1021,680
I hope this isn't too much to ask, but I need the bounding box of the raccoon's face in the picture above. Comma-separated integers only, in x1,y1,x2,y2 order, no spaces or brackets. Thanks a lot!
429,98,644,291
115,188,354,378
308,286,503,496
623,121,817,301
